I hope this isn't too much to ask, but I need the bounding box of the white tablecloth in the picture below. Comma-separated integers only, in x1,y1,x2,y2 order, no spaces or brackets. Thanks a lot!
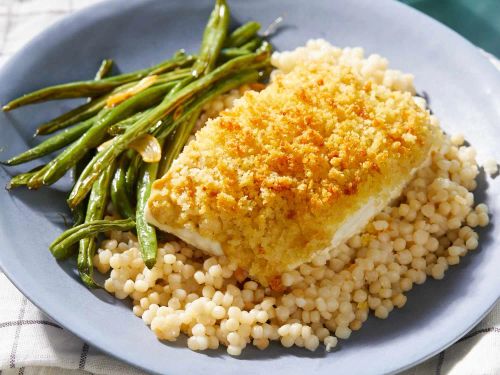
0,1,499,374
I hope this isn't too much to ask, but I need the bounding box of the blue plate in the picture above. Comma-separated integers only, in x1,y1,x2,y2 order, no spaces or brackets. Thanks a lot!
0,1,499,374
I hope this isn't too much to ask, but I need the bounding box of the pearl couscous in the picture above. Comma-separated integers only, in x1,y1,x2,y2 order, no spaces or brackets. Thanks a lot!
94,40,489,355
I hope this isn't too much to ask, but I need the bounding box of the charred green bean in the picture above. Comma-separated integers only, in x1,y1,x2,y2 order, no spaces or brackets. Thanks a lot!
111,153,135,219
224,21,260,48
50,218,134,259
3,53,194,110
3,118,94,166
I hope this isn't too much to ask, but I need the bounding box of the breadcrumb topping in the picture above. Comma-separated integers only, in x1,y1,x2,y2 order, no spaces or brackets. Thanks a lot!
147,60,435,285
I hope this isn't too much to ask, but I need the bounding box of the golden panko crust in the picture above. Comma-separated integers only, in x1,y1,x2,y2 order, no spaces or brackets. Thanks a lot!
147,61,435,285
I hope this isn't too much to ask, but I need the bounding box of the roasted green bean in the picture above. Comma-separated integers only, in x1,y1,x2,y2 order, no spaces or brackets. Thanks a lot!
125,152,142,197
111,153,135,219
94,59,114,81
27,80,179,189
35,68,190,135
192,0,230,76
3,118,95,166
6,165,44,190
224,21,260,48
50,218,134,260
159,111,200,176
221,37,263,59
107,110,152,136
70,152,94,227
77,161,116,287
135,161,159,269
2,52,194,110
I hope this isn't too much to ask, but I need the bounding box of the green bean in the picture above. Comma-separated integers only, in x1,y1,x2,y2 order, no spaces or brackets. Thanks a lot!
107,110,152,136
162,0,230,105
150,68,192,85
77,161,115,287
162,0,229,96
159,111,200,176
71,61,114,259
94,59,114,81
35,68,190,136
36,68,189,136
240,37,262,51
257,40,273,54
6,165,44,189
5,58,115,172
159,1,230,159
26,80,179,189
220,47,251,59
191,0,230,77
68,51,269,207
84,162,115,223
158,0,229,97
125,152,142,196
85,59,113,107
78,64,190,288
50,218,134,260
35,96,106,136
224,21,260,48
70,153,94,227
78,243,98,288
220,37,263,59
115,99,195,136
36,59,113,135
135,161,159,269
1,0,273,288
2,53,194,110
3,118,95,166
111,153,135,219
71,200,86,227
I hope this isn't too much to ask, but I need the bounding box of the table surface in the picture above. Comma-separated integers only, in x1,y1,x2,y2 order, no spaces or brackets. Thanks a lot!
0,1,498,375
401,0,500,58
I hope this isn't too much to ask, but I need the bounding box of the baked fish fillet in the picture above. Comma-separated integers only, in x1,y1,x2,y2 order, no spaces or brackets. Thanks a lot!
146,61,436,286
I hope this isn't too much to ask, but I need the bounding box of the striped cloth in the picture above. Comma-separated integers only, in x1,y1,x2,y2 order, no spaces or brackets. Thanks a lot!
0,1,498,374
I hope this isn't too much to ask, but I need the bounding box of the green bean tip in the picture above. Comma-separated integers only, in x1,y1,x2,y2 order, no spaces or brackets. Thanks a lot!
145,258,157,269
80,274,101,289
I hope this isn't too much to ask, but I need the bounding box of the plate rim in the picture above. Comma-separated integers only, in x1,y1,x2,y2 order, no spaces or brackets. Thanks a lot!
0,0,499,374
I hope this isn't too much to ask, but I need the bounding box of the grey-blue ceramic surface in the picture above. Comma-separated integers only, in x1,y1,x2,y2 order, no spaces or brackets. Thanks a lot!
0,1,499,374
